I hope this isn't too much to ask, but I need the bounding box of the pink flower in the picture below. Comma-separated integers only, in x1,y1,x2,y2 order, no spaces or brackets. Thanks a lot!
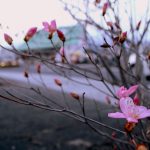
4,33,13,45
43,20,57,33
24,27,37,42
108,97,150,123
116,85,138,99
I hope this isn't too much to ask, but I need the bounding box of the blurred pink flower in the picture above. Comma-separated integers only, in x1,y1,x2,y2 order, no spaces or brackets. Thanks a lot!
116,85,138,99
4,33,13,45
43,20,57,33
108,97,150,123
24,27,37,42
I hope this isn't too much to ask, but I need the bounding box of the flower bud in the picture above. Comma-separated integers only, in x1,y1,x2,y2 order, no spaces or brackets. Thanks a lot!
4,33,13,45
24,27,37,42
124,122,136,133
133,94,140,105
36,64,41,74
136,144,148,150
57,30,65,42
147,52,150,60
54,79,62,86
102,2,108,16
111,132,116,138
119,32,127,44
24,70,29,78
70,92,80,100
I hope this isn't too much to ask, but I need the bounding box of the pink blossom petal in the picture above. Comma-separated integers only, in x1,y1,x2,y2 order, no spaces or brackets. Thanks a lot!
50,20,57,32
116,85,138,99
138,106,147,113
116,86,126,98
120,97,134,115
43,22,50,32
138,107,150,119
127,85,138,96
127,117,138,123
102,2,108,16
108,112,125,118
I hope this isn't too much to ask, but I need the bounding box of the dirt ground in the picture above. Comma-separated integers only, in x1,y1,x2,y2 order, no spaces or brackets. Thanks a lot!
0,79,128,150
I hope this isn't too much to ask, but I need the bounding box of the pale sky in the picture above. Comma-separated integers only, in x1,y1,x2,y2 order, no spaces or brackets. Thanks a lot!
0,0,76,36
0,0,149,45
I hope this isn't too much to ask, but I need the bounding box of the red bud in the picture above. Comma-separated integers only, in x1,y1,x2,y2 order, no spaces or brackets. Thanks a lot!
24,71,29,78
102,2,108,16
124,122,136,133
70,92,80,100
4,33,13,45
54,79,62,86
36,64,41,74
57,30,65,42
133,94,140,105
136,144,148,150
112,132,116,138
119,32,127,44
24,27,37,42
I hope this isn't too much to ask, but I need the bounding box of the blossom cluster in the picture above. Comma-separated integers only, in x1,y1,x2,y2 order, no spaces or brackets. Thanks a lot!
108,85,150,123
4,20,65,57
4,20,65,44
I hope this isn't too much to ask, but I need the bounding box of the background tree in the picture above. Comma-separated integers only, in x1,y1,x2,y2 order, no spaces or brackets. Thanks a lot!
60,0,150,103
